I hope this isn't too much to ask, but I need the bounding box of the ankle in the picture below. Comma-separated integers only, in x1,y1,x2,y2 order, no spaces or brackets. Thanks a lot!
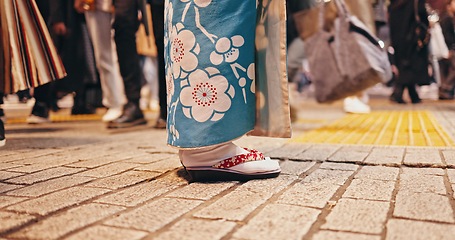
179,142,248,167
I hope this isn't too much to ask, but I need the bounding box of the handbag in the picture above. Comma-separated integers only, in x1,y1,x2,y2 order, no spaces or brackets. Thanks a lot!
303,0,392,103
429,22,449,60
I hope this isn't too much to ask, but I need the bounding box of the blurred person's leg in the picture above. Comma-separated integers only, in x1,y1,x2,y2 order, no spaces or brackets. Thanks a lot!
151,1,166,129
85,10,127,122
390,83,406,104
28,84,51,124
439,55,455,100
109,0,146,128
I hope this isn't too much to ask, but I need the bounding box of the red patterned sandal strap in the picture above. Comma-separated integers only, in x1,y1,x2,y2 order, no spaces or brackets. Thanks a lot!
212,148,265,169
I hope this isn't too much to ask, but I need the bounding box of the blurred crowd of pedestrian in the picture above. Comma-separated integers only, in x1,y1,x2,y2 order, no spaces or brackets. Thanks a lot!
1,0,455,153
287,0,455,114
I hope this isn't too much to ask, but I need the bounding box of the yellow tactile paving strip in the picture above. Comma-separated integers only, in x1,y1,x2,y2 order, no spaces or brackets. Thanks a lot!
6,114,102,124
292,111,455,147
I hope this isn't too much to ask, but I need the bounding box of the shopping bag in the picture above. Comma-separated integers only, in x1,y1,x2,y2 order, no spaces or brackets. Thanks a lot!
429,22,449,60
302,0,392,103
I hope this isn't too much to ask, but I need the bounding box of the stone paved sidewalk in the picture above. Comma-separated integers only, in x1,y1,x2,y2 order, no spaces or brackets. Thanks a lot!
2,98,455,239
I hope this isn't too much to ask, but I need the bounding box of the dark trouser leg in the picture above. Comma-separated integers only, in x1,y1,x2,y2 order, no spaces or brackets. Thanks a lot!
152,2,166,121
439,56,455,99
390,83,406,104
31,84,51,118
113,0,142,105
108,0,146,128
407,84,421,104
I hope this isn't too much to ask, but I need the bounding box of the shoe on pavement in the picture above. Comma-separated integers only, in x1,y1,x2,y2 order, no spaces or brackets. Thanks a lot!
0,118,5,147
107,102,147,128
102,107,123,122
343,96,371,114
0,108,6,123
27,101,50,124
180,142,281,182
154,118,166,129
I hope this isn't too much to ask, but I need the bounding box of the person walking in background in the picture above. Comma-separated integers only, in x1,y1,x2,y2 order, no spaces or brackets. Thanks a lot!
342,0,377,114
150,0,167,129
0,0,66,146
107,0,147,128
437,0,455,100
74,0,128,122
389,0,430,104
27,0,96,124
165,0,290,181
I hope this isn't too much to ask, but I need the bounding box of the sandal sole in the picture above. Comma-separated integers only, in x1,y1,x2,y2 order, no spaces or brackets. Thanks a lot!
185,168,280,182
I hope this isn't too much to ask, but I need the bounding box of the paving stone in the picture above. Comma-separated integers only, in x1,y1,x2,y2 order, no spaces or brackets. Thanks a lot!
95,174,186,207
194,176,296,221
85,170,159,190
402,167,445,176
320,162,359,171
0,195,28,208
105,198,202,232
0,163,24,171
277,181,340,209
448,169,455,183
233,204,320,240
329,146,372,163
3,149,62,163
5,175,94,197
65,155,125,168
276,161,315,176
277,168,353,208
166,182,236,201
0,211,35,233
363,147,404,165
0,171,24,181
8,203,125,240
134,157,181,173
77,162,140,178
65,225,148,240
154,219,236,240
5,167,84,184
303,169,355,186
393,192,454,223
386,219,455,240
312,231,381,240
343,178,395,201
267,143,310,159
399,174,446,195
354,166,399,181
8,156,79,173
294,145,340,161
6,186,111,215
0,183,23,193
403,149,443,166
442,150,455,166
124,153,176,164
322,199,390,234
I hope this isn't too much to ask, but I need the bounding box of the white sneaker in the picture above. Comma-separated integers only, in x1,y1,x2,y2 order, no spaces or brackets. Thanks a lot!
26,115,50,124
102,107,123,122
343,96,371,114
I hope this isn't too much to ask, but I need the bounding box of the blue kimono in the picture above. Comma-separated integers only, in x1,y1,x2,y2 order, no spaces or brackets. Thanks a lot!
165,0,290,148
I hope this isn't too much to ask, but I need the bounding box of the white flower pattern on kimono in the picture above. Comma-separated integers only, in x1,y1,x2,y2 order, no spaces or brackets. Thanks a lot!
180,69,231,122
164,2,174,45
170,26,198,79
179,0,212,7
166,70,174,104
210,36,244,65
